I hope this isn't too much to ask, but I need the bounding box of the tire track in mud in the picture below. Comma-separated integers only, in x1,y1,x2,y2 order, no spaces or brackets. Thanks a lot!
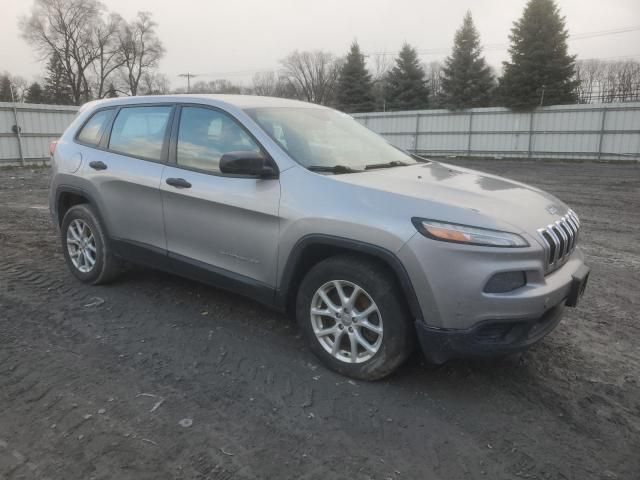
0,246,402,478
0,241,495,480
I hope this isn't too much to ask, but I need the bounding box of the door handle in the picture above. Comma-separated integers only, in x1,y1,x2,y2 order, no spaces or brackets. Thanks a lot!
89,160,107,170
166,177,192,189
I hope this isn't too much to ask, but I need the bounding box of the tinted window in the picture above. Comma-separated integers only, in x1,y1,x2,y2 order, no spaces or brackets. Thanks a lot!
77,109,112,146
108,106,172,161
177,107,260,173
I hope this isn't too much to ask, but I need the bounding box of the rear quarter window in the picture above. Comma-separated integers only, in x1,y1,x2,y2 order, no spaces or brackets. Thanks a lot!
77,109,113,146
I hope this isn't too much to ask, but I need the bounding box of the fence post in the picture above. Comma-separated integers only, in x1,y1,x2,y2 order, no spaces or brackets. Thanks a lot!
597,107,607,160
10,87,25,167
467,111,474,157
527,110,535,158
413,112,420,153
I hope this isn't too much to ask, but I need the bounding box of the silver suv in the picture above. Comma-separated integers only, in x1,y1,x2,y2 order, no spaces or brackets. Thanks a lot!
49,95,590,380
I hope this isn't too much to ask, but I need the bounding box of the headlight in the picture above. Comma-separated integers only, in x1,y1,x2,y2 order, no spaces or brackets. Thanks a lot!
411,218,529,248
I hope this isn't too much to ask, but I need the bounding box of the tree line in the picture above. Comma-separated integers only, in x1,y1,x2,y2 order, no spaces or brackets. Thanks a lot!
3,0,639,111
1,0,165,106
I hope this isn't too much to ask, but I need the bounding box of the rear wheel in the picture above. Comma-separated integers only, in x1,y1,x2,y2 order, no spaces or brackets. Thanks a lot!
60,204,122,284
296,255,414,380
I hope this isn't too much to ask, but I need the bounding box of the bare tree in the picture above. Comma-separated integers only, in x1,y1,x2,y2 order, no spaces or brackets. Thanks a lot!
20,0,104,105
12,76,29,102
611,60,640,102
574,59,604,103
279,51,342,105
185,79,242,94
118,12,165,96
251,71,296,98
91,12,125,99
426,61,445,107
367,54,392,111
574,59,640,103
140,72,171,95
370,54,392,82
252,71,278,96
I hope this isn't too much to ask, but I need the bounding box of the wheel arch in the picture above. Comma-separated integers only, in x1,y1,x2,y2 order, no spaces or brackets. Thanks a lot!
55,186,109,237
276,234,423,321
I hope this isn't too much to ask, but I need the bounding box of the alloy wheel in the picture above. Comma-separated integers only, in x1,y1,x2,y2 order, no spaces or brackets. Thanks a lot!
66,219,97,273
310,280,383,363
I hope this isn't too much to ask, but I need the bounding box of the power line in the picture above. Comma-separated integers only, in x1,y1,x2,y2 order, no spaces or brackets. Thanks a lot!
368,24,640,57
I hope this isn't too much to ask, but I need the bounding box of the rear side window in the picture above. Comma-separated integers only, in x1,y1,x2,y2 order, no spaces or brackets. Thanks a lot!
77,109,112,146
108,106,172,161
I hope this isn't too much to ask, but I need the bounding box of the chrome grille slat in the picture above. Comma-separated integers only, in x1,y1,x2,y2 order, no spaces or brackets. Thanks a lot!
558,220,573,253
566,218,578,248
554,222,568,257
538,210,581,273
546,226,562,264
565,215,579,245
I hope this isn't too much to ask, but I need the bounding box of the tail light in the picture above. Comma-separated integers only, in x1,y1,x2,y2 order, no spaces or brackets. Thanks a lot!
49,140,58,157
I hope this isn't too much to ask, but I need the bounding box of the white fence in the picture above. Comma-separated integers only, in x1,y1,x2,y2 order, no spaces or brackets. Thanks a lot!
0,102,78,166
354,102,640,161
1,101,639,165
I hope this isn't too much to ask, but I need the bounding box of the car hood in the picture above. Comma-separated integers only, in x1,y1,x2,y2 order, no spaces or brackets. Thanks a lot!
331,161,569,235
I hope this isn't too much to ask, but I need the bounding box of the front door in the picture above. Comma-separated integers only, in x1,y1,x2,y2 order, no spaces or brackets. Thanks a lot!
160,105,281,290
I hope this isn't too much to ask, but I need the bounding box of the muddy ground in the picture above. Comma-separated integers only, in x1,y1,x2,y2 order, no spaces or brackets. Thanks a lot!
0,160,638,480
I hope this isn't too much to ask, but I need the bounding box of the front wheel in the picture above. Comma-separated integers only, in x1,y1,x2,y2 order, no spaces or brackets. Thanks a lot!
296,255,414,380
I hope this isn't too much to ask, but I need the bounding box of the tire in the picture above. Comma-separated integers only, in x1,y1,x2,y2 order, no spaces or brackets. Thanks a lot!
296,255,415,380
60,204,122,285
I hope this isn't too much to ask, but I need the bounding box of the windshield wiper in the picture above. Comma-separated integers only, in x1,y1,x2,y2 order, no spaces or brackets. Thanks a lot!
307,165,362,174
364,160,410,170
410,153,431,163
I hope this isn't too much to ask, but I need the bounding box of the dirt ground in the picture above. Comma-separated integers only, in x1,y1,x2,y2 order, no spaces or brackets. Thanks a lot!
0,160,638,480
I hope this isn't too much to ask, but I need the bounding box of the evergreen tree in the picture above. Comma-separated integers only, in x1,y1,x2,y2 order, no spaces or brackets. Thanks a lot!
384,44,430,111
43,56,73,105
0,75,13,102
498,0,578,108
24,82,45,104
441,11,495,109
336,41,376,113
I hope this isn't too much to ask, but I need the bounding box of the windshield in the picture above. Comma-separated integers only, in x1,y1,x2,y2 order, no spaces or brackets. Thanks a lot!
245,107,419,171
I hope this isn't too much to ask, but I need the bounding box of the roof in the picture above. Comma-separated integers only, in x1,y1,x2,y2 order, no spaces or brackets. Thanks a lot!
87,94,325,111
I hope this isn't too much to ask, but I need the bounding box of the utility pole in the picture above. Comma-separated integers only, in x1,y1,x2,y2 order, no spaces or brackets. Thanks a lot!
178,73,198,93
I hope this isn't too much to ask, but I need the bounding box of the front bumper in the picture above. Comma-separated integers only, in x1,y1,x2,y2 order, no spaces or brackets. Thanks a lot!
415,264,589,363
399,232,588,329
415,304,565,364
398,232,590,362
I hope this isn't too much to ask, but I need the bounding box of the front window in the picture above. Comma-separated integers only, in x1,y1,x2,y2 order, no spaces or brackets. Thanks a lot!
245,107,419,171
177,107,261,174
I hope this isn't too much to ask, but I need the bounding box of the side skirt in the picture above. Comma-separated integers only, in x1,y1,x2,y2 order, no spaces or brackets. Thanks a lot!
110,238,277,307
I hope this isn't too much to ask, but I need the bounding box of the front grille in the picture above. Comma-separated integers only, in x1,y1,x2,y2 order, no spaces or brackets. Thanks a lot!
538,210,581,273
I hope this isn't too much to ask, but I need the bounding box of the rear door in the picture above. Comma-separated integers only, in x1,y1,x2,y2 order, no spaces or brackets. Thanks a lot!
82,104,173,252
160,104,281,290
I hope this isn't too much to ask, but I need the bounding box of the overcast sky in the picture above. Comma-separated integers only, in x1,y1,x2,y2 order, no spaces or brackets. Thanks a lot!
2,0,639,88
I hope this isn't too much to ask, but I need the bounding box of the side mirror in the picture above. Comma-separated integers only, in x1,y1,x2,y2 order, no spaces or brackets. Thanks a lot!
219,151,277,178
